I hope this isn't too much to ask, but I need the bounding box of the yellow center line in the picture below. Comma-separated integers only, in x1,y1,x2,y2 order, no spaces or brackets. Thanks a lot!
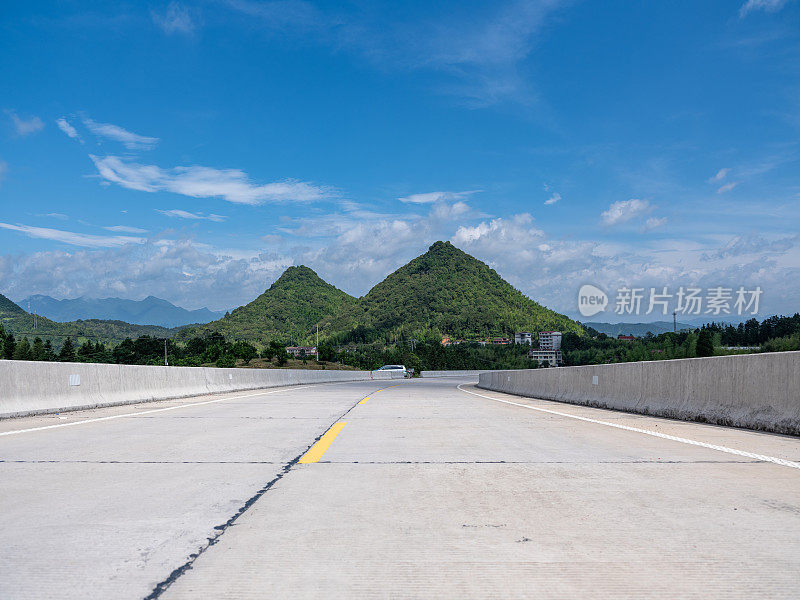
359,382,401,403
374,384,401,393
299,422,347,464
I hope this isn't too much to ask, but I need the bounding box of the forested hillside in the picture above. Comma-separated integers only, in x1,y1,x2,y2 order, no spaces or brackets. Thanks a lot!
326,241,582,343
179,265,358,344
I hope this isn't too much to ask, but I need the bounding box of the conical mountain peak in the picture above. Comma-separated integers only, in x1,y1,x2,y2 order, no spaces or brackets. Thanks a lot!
180,265,357,344
324,242,582,343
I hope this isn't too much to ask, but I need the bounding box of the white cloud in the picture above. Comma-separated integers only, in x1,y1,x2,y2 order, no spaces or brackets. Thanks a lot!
740,0,791,16
278,200,482,292
643,217,667,231
56,117,82,142
701,233,799,260
430,200,471,221
0,240,293,311
708,168,730,183
544,192,561,205
398,190,480,204
717,181,739,194
157,209,226,222
152,2,197,34
601,199,651,226
0,222,145,248
90,155,332,204
82,117,159,150
3,203,800,318
452,213,543,245
5,110,44,136
104,225,148,233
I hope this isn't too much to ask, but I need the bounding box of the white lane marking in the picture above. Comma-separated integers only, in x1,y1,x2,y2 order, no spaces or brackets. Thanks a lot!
457,384,800,471
0,382,351,437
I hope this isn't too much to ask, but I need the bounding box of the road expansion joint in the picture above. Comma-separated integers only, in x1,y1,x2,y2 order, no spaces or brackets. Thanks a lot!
143,391,372,600
310,459,762,465
0,460,285,464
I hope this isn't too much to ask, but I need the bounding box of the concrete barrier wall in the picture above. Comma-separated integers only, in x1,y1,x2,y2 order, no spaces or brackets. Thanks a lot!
0,360,403,419
478,351,800,435
420,370,497,378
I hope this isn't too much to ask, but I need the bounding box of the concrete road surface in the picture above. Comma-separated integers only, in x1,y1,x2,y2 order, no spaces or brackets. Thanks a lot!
1,378,798,599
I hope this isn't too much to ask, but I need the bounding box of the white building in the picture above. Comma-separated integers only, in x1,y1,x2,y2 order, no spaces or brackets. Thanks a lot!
514,331,533,346
514,332,533,345
526,331,564,366
527,349,563,367
285,346,317,358
538,331,562,350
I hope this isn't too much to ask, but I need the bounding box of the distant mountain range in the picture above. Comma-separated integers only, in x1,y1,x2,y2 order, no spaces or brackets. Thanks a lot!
584,321,695,337
0,293,179,346
21,295,224,328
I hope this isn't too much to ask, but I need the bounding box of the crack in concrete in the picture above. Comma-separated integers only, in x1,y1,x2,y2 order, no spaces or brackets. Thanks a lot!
142,387,385,600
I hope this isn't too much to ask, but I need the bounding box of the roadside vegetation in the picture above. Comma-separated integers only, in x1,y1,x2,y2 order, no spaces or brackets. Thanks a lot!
562,314,800,365
2,314,798,372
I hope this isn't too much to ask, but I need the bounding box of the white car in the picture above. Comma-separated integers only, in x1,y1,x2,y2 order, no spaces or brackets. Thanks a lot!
377,364,408,377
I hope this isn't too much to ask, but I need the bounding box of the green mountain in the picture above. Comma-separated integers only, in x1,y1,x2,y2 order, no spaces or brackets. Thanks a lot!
0,293,25,316
325,241,582,343
1,292,178,346
179,265,358,344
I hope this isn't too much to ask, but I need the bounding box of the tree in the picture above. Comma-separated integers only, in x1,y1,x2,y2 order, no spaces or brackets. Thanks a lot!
13,337,32,360
215,354,236,368
275,347,289,366
112,339,137,364
317,340,336,362
231,341,257,364
78,340,96,361
3,333,16,359
186,337,207,357
31,337,45,361
59,338,76,362
696,329,714,357
43,340,56,361
262,340,284,362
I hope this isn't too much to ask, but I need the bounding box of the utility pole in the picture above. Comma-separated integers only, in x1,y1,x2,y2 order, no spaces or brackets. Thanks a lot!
316,324,319,358
673,310,677,333
164,339,168,366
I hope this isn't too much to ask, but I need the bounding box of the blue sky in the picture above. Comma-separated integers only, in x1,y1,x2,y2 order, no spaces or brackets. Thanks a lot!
1,0,799,321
